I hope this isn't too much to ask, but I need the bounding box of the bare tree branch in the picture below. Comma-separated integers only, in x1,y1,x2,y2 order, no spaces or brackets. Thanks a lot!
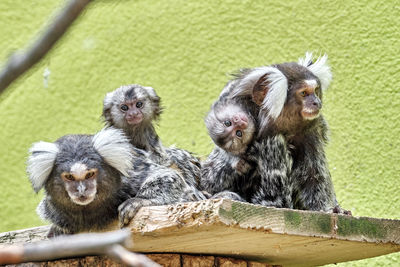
107,244,161,267
0,0,92,93
0,229,160,267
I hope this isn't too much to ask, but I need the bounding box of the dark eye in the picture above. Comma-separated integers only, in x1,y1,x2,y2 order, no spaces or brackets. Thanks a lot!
236,130,242,137
136,102,143,108
120,104,129,111
224,120,232,127
85,171,95,179
300,91,307,97
64,174,74,181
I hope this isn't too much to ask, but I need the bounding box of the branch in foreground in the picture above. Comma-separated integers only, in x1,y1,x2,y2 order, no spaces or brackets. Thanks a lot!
0,0,92,93
0,229,160,267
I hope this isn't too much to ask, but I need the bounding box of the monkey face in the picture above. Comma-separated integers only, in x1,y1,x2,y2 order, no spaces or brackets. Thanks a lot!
103,84,162,129
45,134,124,208
60,163,98,205
295,79,322,121
206,102,255,155
120,100,145,125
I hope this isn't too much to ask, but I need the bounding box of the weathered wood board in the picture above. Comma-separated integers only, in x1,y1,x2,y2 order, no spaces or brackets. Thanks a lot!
1,199,399,266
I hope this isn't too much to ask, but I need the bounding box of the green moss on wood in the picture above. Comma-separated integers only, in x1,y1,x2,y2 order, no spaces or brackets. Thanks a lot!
284,210,302,228
219,201,271,223
284,210,332,234
337,216,387,239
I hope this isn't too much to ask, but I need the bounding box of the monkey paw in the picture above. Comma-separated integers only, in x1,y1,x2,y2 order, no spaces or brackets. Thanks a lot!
234,158,252,174
118,198,153,227
47,225,71,238
212,191,245,202
201,190,213,199
332,205,352,216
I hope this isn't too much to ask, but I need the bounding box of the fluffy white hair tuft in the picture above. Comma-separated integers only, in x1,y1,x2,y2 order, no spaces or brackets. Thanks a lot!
92,127,133,176
27,141,59,193
298,52,332,90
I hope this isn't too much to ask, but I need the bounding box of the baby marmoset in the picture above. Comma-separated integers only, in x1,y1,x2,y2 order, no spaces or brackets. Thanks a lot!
102,84,201,188
201,96,292,208
201,98,255,200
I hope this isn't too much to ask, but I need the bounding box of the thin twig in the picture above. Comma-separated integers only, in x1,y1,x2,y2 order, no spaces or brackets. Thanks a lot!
107,244,161,267
0,229,159,267
0,0,92,93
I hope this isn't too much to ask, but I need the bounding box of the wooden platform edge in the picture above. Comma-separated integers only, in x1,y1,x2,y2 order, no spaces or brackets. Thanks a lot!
1,199,399,266
128,199,400,245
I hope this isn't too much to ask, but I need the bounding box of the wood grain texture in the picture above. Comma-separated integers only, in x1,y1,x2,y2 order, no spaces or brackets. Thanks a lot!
1,199,399,266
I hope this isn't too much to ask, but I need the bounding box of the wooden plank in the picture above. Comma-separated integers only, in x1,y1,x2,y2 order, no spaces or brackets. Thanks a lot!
182,254,215,267
146,254,181,267
1,199,399,266
216,257,247,267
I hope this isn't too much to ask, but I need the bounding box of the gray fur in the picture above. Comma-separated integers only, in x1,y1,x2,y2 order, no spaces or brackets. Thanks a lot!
201,98,257,201
216,54,347,213
202,81,292,208
27,128,206,236
27,129,139,236
103,84,168,165
102,84,202,189
201,136,291,207
119,146,207,226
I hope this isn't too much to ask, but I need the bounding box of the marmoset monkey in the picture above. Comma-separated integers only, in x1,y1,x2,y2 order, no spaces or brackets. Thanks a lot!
27,128,137,236
201,98,255,201
27,128,206,236
103,84,201,188
201,98,292,207
228,52,349,213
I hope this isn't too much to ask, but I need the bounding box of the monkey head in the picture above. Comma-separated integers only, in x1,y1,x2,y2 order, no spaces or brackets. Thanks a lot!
205,100,255,155
103,84,162,129
27,128,134,209
231,52,332,133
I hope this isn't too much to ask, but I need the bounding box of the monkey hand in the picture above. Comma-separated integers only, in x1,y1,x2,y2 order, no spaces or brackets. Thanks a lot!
332,205,352,216
47,225,71,238
233,158,252,175
118,197,153,227
201,190,213,199
211,191,245,202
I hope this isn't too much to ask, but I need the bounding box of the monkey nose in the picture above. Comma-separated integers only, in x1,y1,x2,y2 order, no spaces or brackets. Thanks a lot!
313,100,322,109
232,115,241,123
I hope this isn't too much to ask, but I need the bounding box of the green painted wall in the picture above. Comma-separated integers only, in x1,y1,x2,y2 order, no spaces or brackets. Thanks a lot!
0,0,398,265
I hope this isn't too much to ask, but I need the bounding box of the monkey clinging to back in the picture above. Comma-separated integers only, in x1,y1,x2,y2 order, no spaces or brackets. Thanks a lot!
200,98,256,201
102,84,201,189
228,52,350,214
200,89,292,208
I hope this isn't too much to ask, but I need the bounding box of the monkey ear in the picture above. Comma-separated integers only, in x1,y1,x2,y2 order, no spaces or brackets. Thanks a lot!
92,127,133,176
298,52,332,90
252,73,269,106
232,66,288,120
27,141,59,193
143,86,159,100
103,91,115,110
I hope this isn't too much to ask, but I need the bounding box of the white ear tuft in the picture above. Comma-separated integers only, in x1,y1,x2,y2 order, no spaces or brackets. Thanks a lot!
260,67,288,120
231,66,288,124
92,127,133,176
298,51,314,67
299,52,332,90
27,141,59,193
231,67,276,98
